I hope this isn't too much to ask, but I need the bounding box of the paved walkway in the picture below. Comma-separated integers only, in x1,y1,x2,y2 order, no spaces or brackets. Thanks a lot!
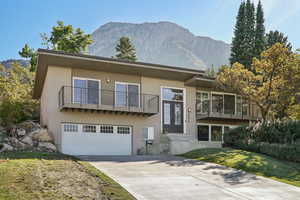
79,155,300,200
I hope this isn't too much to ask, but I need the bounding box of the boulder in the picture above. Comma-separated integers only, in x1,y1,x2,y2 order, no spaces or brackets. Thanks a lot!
0,143,14,152
32,129,53,142
9,137,27,150
18,121,40,133
16,128,26,137
38,142,57,152
21,136,33,146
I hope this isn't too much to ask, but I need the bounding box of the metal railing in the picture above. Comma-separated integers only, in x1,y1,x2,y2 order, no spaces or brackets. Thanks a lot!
58,86,159,114
196,100,260,120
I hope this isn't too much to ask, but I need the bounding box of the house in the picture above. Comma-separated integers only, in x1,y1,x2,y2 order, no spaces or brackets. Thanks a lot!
33,49,260,155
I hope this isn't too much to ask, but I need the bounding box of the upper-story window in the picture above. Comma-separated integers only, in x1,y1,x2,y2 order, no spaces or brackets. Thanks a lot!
196,91,248,116
115,82,140,107
196,92,209,114
73,77,100,105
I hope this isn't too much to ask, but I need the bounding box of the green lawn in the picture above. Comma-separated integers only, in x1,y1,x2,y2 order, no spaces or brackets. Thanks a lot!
181,148,300,187
0,152,135,200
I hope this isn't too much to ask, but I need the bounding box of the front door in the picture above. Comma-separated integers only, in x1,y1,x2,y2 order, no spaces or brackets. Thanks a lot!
163,101,184,133
162,87,184,134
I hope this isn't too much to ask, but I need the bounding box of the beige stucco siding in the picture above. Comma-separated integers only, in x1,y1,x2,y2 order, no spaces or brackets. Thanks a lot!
40,66,72,150
41,66,198,154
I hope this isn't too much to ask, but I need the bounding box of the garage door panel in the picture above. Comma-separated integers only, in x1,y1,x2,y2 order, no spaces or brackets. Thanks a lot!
61,123,132,155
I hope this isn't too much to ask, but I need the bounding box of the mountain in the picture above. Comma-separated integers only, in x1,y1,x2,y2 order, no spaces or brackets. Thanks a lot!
89,21,230,70
1,59,29,68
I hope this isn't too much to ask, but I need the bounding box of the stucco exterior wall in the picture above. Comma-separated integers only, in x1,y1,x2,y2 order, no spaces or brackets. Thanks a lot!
40,66,198,154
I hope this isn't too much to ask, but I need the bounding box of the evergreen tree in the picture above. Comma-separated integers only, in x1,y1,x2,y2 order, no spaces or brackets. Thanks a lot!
243,0,256,68
266,30,292,51
115,37,137,62
230,1,246,65
253,0,266,59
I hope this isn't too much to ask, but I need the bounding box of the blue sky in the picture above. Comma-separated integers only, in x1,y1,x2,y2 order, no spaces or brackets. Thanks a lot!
1,0,299,60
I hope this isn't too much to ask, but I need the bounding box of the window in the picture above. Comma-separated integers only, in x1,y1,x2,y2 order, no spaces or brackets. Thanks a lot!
198,124,236,142
163,103,171,125
211,126,222,141
212,94,224,113
162,88,183,101
196,92,209,114
64,124,78,132
236,96,248,116
197,125,209,141
83,125,97,133
73,77,100,104
224,94,235,115
100,125,113,133
117,126,131,134
115,82,140,107
174,103,182,125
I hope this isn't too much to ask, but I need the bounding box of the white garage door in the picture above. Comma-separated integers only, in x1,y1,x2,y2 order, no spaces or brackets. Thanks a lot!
61,123,132,155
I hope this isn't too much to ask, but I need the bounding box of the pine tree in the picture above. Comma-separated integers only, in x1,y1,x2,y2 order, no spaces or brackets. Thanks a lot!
243,0,256,68
253,0,266,59
230,1,246,65
266,30,292,51
115,37,137,62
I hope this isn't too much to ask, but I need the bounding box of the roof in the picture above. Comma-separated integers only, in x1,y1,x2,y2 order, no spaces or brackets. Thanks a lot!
33,49,205,99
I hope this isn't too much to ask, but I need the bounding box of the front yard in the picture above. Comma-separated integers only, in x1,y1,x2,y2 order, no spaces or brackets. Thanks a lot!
181,148,300,187
0,152,135,200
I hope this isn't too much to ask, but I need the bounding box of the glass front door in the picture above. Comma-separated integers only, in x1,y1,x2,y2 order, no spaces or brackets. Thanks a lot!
163,101,183,133
162,88,184,133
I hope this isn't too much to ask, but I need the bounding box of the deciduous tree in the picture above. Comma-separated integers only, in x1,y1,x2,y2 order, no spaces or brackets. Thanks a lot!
19,21,93,72
218,43,298,120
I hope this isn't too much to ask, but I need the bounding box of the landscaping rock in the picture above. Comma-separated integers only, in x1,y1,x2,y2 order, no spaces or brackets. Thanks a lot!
21,136,33,146
32,129,53,142
18,121,40,133
38,142,57,152
16,128,26,137
0,143,14,152
9,137,27,150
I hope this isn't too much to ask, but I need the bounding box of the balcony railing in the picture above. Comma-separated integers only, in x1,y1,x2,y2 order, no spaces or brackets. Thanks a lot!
196,100,260,120
58,86,159,115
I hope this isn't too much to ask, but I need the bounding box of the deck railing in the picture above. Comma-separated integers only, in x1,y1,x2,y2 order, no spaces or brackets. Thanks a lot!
58,86,159,115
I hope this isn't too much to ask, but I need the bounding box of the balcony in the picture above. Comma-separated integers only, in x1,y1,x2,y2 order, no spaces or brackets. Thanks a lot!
196,99,260,121
58,86,159,116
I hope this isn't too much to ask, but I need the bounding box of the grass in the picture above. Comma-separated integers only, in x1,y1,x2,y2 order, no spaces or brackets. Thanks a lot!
0,152,135,200
181,148,300,187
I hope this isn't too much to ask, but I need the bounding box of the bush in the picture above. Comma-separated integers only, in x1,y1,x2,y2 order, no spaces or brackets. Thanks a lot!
0,63,39,129
224,120,300,162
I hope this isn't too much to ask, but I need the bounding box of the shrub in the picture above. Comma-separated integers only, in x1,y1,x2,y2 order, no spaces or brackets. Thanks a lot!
0,63,39,129
224,120,300,162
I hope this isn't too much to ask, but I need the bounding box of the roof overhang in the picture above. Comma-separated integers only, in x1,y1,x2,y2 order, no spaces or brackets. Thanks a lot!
33,49,205,99
184,75,217,88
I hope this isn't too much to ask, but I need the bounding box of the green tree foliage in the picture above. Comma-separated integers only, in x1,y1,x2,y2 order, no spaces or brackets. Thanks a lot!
266,30,292,51
230,1,246,66
218,44,299,120
231,0,257,69
243,0,256,67
19,21,93,72
205,65,216,78
115,37,137,62
18,44,37,72
253,0,266,59
0,63,39,128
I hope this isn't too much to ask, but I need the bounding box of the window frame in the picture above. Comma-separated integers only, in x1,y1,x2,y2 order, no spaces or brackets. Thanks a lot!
197,123,237,142
196,91,210,114
115,82,140,107
72,77,101,105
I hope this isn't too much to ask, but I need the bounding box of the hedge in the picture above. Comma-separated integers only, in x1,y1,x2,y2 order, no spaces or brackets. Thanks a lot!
224,121,300,162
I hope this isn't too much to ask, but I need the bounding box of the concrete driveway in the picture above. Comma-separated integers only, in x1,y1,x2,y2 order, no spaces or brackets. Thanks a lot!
79,155,300,200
